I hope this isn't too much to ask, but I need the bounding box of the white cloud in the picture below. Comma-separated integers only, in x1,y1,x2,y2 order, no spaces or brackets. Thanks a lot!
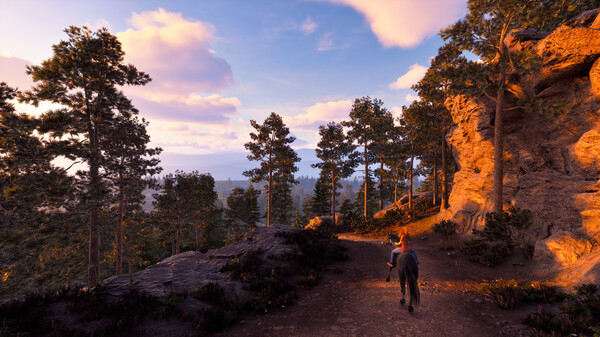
392,106,403,120
117,8,234,99
404,93,420,103
287,99,352,131
317,32,335,51
326,0,465,48
389,64,427,90
301,17,318,35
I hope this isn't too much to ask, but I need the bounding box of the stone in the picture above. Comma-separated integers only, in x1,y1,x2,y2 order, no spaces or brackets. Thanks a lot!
590,58,600,100
533,9,600,89
534,230,592,265
104,224,297,298
305,214,345,231
504,28,549,54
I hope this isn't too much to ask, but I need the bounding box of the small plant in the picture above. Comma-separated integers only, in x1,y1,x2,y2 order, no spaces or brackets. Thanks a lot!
521,283,600,336
481,279,562,309
433,219,458,236
460,239,511,267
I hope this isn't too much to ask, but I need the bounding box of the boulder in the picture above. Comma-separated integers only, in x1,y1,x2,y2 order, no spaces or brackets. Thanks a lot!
104,224,297,298
534,230,592,266
533,9,600,88
590,58,600,100
504,28,549,54
305,214,344,231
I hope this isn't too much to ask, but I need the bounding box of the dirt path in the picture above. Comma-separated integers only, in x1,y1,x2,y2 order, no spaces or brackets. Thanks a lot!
214,232,536,337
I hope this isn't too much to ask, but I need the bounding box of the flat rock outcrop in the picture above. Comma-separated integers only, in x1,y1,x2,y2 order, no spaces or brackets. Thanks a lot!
104,224,297,299
444,9,600,282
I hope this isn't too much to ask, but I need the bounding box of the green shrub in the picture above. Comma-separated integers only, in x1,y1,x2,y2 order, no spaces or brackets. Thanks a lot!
433,220,458,236
460,239,511,267
522,284,600,337
481,279,562,309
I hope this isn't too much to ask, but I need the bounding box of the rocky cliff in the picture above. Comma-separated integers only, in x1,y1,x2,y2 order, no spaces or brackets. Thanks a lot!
443,9,600,282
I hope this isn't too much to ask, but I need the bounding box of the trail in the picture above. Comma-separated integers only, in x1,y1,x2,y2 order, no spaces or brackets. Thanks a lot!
214,232,535,337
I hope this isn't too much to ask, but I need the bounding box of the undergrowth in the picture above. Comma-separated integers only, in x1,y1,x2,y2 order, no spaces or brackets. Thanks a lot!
460,206,534,267
0,228,347,336
523,284,600,337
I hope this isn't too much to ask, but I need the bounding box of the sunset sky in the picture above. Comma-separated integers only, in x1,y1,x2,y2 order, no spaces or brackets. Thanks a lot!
0,0,467,179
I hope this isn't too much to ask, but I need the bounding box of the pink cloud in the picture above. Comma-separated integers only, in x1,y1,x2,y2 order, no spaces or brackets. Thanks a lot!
117,8,234,98
326,0,465,48
0,56,33,91
288,99,352,131
389,64,427,90
133,93,241,124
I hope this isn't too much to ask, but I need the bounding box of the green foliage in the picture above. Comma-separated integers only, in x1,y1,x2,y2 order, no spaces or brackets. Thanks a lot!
460,239,512,267
18,26,153,286
480,279,563,309
225,186,261,231
312,121,359,219
474,206,532,246
244,112,300,226
523,283,600,337
461,206,534,266
342,97,393,219
153,171,221,255
433,219,459,236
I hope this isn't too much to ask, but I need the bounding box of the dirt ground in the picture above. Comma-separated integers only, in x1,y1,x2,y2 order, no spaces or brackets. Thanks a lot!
213,220,551,337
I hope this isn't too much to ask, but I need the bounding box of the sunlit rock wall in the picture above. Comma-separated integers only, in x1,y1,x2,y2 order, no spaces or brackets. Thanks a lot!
444,9,600,278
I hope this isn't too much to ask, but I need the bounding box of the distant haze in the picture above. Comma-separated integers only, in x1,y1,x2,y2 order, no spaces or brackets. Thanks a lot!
158,148,320,180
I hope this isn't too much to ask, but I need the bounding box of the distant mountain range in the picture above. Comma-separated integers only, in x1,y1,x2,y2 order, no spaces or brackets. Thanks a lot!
158,148,320,180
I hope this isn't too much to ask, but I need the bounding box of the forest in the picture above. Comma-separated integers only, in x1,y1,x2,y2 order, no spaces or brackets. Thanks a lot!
1,0,597,299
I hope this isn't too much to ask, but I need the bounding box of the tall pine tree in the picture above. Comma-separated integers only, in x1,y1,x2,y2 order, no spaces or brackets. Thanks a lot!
19,26,151,286
312,122,359,225
244,113,300,226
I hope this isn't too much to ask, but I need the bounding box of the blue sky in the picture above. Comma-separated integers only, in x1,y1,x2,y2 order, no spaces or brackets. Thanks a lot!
0,0,467,179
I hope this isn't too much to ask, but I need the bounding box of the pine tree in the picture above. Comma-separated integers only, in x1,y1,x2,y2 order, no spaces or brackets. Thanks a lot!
19,26,151,286
342,97,392,219
412,43,476,209
103,114,162,275
312,122,359,225
244,113,300,226
354,170,378,219
308,176,331,217
0,83,83,295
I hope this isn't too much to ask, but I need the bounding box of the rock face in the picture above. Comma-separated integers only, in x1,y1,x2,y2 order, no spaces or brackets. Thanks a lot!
445,9,600,280
104,224,297,299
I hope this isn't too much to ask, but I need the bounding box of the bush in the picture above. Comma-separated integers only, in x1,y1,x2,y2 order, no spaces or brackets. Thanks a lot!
474,206,531,246
481,279,563,309
462,206,533,267
433,220,458,236
460,239,511,267
522,284,600,336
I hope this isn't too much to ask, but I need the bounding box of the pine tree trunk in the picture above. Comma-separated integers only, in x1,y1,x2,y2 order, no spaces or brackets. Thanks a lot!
493,73,506,214
267,141,273,227
409,144,414,211
433,160,438,206
441,132,449,209
116,177,124,276
175,228,180,254
394,165,398,204
364,141,368,219
87,106,100,287
379,160,384,211
331,170,336,226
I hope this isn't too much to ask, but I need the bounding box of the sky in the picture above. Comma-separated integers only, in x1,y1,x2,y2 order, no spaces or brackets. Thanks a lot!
0,0,467,179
